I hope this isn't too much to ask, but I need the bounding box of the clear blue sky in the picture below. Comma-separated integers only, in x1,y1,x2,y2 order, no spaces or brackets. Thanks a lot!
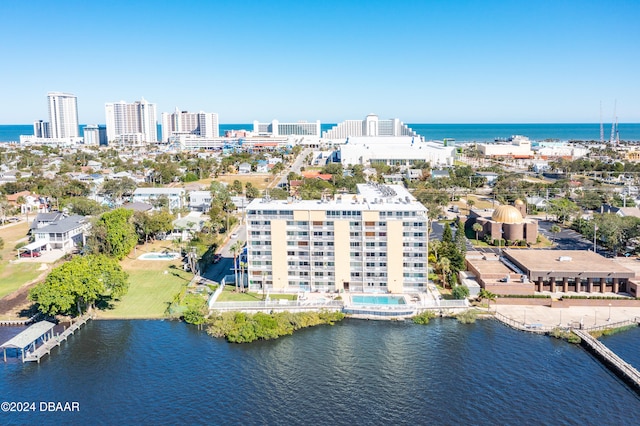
1,0,639,124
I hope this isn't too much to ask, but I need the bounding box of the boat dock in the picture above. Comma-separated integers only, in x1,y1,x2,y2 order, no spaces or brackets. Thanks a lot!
573,324,640,393
1,315,92,363
23,315,92,363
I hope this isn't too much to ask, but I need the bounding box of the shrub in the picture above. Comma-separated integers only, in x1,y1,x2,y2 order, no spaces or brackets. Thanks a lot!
207,310,344,343
412,310,436,325
452,285,470,300
456,309,478,324
14,241,27,250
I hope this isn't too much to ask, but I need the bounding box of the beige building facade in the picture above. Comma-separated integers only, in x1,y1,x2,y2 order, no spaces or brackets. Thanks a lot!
245,184,428,293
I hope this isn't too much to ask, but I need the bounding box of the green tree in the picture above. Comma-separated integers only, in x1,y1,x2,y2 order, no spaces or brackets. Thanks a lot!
472,223,483,243
547,198,580,225
245,182,260,199
478,288,497,309
230,240,244,292
63,197,107,216
87,208,137,260
29,254,129,316
452,285,469,300
436,257,451,288
231,180,243,195
442,223,453,243
550,224,561,244
101,177,137,204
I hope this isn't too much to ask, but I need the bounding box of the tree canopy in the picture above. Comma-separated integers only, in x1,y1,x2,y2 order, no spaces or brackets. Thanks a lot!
87,208,138,260
29,254,129,316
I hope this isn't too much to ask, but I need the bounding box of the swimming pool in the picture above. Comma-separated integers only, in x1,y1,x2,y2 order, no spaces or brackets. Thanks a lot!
138,252,181,260
351,295,406,305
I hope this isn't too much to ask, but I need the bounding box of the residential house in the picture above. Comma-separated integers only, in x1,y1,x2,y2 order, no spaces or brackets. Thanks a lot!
189,191,212,212
132,187,186,211
238,162,252,174
32,215,90,253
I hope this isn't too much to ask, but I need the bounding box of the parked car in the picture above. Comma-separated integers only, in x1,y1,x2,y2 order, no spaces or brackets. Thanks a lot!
20,251,41,258
230,232,238,239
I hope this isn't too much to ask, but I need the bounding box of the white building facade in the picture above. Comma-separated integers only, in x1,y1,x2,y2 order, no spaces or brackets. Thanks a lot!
105,98,158,144
161,109,219,142
323,114,419,140
253,120,321,137
47,92,79,139
338,137,455,167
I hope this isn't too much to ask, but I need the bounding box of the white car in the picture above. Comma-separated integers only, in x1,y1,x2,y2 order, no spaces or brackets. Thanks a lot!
230,232,238,239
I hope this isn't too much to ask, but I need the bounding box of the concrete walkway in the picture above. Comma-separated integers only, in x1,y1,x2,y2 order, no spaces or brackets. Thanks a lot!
494,304,640,328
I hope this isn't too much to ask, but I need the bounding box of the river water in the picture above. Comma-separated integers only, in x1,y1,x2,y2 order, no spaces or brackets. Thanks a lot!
1,319,639,425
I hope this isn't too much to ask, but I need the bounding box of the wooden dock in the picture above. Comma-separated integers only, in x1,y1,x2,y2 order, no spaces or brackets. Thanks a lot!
0,314,41,326
23,315,92,363
573,328,640,392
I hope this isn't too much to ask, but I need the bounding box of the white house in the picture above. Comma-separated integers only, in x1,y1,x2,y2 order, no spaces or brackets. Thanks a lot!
132,188,185,211
189,191,212,212
32,215,90,253
238,162,252,174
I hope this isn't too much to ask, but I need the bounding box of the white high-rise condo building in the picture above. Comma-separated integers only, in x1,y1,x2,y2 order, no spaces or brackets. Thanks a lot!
105,98,158,144
47,92,79,138
161,109,219,142
322,114,418,140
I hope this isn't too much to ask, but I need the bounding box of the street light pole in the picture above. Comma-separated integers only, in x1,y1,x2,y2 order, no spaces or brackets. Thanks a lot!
608,303,612,321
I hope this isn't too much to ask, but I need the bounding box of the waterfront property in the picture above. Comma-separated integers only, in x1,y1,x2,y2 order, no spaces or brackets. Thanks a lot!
245,183,428,294
466,249,635,296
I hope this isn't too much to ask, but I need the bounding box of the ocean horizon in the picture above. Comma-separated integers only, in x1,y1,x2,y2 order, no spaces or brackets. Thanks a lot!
2,122,640,143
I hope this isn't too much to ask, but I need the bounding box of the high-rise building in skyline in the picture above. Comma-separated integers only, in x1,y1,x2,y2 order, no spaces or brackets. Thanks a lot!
47,92,79,139
322,114,418,140
105,98,157,144
253,119,321,137
83,124,107,146
161,108,219,142
33,120,50,138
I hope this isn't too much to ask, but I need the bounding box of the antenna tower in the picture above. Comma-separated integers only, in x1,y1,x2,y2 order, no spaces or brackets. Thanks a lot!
599,101,604,144
609,100,617,145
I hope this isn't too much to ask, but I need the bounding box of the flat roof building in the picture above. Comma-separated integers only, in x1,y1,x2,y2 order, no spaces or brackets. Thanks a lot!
245,184,428,294
466,249,635,295
338,137,456,167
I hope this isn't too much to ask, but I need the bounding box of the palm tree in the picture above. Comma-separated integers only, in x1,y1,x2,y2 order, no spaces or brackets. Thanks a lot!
437,257,451,289
472,223,483,243
550,224,561,245
479,288,497,310
230,240,244,292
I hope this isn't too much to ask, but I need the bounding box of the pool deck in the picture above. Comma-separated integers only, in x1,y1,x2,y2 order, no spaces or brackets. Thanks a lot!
137,252,181,260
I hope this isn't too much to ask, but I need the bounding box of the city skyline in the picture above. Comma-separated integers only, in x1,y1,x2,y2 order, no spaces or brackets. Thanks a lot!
1,0,639,124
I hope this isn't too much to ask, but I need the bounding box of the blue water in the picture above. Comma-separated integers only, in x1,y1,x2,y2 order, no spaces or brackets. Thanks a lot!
351,295,407,305
3,123,640,143
1,319,639,425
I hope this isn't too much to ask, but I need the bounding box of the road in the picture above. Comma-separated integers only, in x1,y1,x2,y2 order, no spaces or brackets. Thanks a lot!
201,223,247,283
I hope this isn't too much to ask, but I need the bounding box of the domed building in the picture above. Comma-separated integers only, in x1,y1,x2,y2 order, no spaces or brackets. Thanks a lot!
469,200,538,245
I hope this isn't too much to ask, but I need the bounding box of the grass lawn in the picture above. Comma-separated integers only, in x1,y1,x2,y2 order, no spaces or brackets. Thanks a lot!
0,222,44,298
216,285,297,302
99,242,193,319
203,174,275,191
